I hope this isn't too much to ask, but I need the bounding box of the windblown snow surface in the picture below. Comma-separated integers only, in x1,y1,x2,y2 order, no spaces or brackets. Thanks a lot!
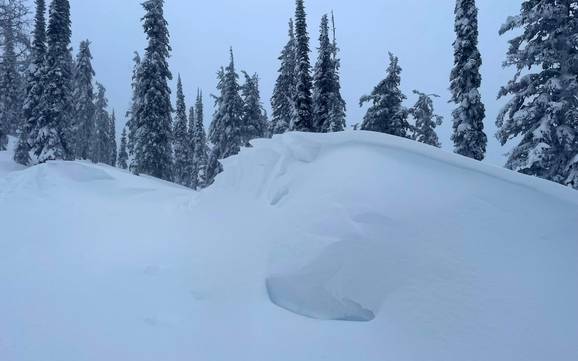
1,132,578,361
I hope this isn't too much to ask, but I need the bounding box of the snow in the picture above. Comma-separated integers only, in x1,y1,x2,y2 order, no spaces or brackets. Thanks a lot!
1,131,578,361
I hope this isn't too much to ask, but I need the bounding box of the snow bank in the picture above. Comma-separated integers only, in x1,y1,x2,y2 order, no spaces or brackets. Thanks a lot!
1,131,578,361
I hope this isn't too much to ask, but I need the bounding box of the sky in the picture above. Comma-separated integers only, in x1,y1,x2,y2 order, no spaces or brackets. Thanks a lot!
67,0,522,166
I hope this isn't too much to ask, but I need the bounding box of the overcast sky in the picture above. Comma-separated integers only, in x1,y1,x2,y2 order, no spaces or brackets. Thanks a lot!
68,0,522,165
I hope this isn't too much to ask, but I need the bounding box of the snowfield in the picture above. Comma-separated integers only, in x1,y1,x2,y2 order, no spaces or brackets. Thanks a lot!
1,132,578,361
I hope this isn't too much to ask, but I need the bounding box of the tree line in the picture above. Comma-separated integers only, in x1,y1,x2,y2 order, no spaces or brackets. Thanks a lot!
1,0,577,190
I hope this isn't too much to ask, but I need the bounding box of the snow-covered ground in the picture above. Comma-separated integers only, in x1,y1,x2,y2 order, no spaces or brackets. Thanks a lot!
1,132,577,361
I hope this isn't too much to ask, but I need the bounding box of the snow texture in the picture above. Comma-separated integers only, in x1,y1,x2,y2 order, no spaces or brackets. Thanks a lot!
1,131,578,361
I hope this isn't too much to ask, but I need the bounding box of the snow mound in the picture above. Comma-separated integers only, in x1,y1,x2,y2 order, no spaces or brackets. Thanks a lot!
2,131,578,361
214,132,578,329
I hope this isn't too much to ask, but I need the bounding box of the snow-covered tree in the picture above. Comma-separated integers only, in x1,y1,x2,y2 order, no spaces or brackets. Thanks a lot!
14,0,46,164
360,53,409,138
173,75,192,186
71,40,96,161
108,110,117,167
126,51,141,164
94,82,110,164
291,0,314,132
208,49,244,161
118,126,129,170
497,0,578,188
0,2,23,147
450,0,487,161
31,0,73,162
132,0,174,181
326,12,346,133
312,14,333,133
410,91,443,148
241,71,268,144
190,90,209,190
270,18,296,135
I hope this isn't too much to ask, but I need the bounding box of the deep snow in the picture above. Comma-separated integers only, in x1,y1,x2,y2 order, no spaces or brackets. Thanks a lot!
1,132,578,361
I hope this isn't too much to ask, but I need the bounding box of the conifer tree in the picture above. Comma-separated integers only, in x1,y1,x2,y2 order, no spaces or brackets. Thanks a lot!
108,110,117,166
94,82,110,164
0,2,23,147
312,14,333,133
118,126,129,170
271,19,296,135
450,0,487,161
208,49,244,160
497,0,578,188
292,0,314,131
126,51,141,162
173,75,192,186
327,12,346,132
410,91,443,148
71,40,96,161
14,0,46,161
31,0,73,162
241,71,268,144
190,90,209,190
360,53,409,137
132,0,174,181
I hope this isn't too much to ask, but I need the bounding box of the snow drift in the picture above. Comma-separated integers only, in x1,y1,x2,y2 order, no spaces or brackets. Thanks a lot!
1,132,578,361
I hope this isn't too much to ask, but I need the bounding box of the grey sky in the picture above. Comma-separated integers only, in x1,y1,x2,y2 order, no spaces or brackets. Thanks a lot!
69,0,522,165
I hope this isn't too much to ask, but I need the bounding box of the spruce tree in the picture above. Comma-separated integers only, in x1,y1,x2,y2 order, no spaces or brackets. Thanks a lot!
241,71,268,145
270,19,296,135
292,0,314,132
108,110,117,166
126,51,141,162
0,3,23,147
450,0,487,161
327,12,346,132
190,90,209,190
208,49,244,160
31,0,73,162
410,91,443,148
71,40,96,161
15,0,46,164
173,75,192,186
132,0,174,181
360,53,409,138
118,126,129,170
94,82,110,164
497,0,578,188
312,14,333,133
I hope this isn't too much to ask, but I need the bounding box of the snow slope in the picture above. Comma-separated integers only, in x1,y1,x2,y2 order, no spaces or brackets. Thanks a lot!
1,132,577,361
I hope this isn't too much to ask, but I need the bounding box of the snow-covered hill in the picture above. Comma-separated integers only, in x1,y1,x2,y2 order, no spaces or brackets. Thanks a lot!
1,132,577,361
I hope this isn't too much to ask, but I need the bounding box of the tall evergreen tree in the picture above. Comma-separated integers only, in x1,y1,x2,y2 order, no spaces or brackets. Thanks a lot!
208,49,244,161
241,71,268,144
326,12,346,132
126,51,141,163
94,82,110,164
173,75,192,186
497,0,578,188
190,90,209,190
132,0,174,181
71,40,96,161
31,0,73,162
108,110,117,166
0,2,23,147
410,91,443,148
118,126,129,170
360,53,409,137
291,0,314,131
14,0,46,164
450,0,487,161
270,18,296,135
312,14,333,133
